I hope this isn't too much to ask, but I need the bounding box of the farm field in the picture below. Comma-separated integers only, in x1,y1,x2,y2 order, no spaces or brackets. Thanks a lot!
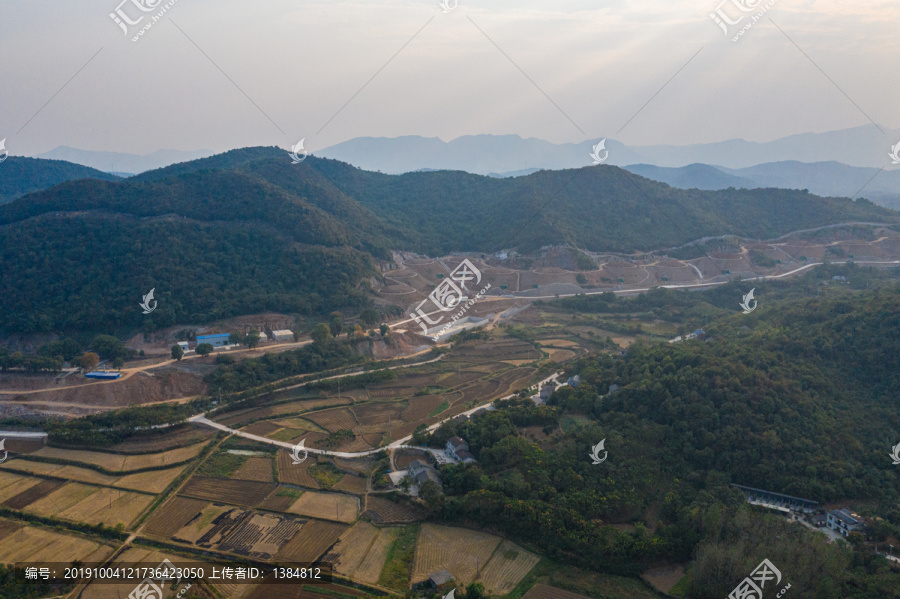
1,459,186,493
333,472,367,494
144,495,210,538
275,519,348,562
277,451,320,488
329,522,399,584
179,476,277,506
476,540,541,594
233,457,275,482
0,471,42,502
286,490,359,522
410,524,503,586
364,495,423,524
29,443,205,471
0,519,113,564
56,486,153,527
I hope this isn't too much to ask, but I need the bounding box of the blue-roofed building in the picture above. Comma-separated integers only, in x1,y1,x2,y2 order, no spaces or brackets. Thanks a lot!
196,333,231,348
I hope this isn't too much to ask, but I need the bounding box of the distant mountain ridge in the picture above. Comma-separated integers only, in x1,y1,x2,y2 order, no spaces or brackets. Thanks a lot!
37,146,214,174
0,156,120,204
316,125,900,174
624,161,900,210
2,147,897,335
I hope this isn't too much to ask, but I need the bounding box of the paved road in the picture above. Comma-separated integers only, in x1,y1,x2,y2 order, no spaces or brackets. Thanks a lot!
189,371,563,459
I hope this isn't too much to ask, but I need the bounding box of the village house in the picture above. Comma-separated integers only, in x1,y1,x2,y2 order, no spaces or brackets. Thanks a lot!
445,436,477,464
407,459,442,486
827,508,865,536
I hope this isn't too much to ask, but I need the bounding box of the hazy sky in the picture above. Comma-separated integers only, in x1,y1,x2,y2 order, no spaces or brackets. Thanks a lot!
1,0,898,156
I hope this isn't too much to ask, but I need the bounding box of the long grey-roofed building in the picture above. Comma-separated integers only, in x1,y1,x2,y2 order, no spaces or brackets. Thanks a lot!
731,484,819,513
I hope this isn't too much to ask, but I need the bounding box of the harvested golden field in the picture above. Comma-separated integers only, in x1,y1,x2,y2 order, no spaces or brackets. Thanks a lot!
144,496,210,538
476,540,540,594
180,476,276,507
333,473,367,494
31,443,204,472
364,496,423,524
277,451,320,488
233,457,275,482
3,478,64,510
0,523,112,564
0,471,42,502
58,487,154,528
172,503,233,544
411,524,501,585
287,491,359,523
305,407,359,432
331,522,398,584
24,482,97,516
114,465,186,494
275,520,348,562
3,459,119,485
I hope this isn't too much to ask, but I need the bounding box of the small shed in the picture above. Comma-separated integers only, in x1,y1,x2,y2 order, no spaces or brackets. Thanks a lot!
428,570,454,588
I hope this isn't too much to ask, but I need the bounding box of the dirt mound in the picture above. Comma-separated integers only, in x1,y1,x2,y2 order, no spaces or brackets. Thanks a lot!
4,368,206,408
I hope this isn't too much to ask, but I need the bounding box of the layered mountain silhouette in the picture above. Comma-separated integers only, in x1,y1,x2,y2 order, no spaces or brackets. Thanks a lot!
1,147,896,334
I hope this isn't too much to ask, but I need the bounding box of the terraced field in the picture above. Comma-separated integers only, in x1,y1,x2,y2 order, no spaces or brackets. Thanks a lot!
411,524,502,586
180,476,277,507
275,520,348,562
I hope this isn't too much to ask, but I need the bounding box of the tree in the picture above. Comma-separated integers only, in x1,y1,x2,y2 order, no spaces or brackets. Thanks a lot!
171,344,184,361
360,308,380,327
465,583,486,599
90,334,128,360
112,357,124,369
229,331,244,346
329,311,345,337
380,323,390,337
196,343,213,356
79,352,99,371
576,273,588,286
351,324,366,339
399,475,413,494
420,480,443,510
311,323,332,347
246,329,261,349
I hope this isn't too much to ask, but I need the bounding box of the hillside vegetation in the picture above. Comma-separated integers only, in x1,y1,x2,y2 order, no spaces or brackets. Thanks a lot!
1,148,897,334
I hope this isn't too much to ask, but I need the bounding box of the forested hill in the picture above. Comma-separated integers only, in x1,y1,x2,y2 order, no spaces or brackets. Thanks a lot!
0,156,120,205
306,156,900,253
1,147,898,334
